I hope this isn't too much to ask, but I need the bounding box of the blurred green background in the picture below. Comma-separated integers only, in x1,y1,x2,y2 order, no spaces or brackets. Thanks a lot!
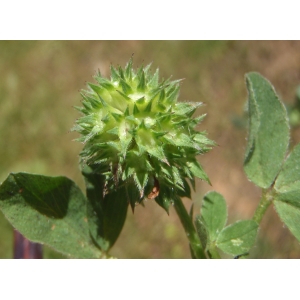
1,41,300,258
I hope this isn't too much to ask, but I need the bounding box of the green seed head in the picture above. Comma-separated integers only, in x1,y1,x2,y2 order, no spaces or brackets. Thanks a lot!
73,58,214,211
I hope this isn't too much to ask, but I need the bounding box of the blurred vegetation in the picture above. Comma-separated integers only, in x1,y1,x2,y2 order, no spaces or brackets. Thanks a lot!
1,41,300,258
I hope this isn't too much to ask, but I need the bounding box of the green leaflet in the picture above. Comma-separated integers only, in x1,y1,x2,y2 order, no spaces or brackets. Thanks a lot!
273,143,300,241
274,143,300,208
195,191,227,250
274,201,300,242
216,220,258,256
0,173,101,258
195,217,209,250
244,72,290,188
81,164,128,251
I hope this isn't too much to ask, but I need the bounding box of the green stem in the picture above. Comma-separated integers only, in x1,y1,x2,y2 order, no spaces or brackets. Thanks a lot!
234,190,274,260
208,246,221,259
253,189,273,224
173,197,206,259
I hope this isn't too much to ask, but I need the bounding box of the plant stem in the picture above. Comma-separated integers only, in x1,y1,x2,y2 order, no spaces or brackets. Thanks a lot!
253,189,273,224
208,246,221,259
13,230,43,259
173,197,206,259
235,190,274,260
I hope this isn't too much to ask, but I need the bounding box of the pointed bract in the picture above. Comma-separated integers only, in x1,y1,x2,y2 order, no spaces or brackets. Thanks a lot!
73,59,214,211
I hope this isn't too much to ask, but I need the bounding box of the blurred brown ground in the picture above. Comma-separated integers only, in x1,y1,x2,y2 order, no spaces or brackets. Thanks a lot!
0,41,300,258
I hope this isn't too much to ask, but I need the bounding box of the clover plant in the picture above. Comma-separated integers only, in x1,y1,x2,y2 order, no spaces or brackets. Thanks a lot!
0,59,299,258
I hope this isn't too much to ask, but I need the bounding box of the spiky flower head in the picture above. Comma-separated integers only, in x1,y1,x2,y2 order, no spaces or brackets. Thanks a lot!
73,58,214,212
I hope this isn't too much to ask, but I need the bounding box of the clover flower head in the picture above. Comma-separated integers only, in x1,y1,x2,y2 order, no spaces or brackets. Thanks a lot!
73,58,214,211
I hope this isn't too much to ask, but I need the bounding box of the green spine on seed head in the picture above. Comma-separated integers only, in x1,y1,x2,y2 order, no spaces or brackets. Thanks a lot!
73,58,215,212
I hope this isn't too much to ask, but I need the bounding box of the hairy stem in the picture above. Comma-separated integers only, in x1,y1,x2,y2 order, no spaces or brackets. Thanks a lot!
253,189,273,224
235,190,273,259
173,197,206,259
